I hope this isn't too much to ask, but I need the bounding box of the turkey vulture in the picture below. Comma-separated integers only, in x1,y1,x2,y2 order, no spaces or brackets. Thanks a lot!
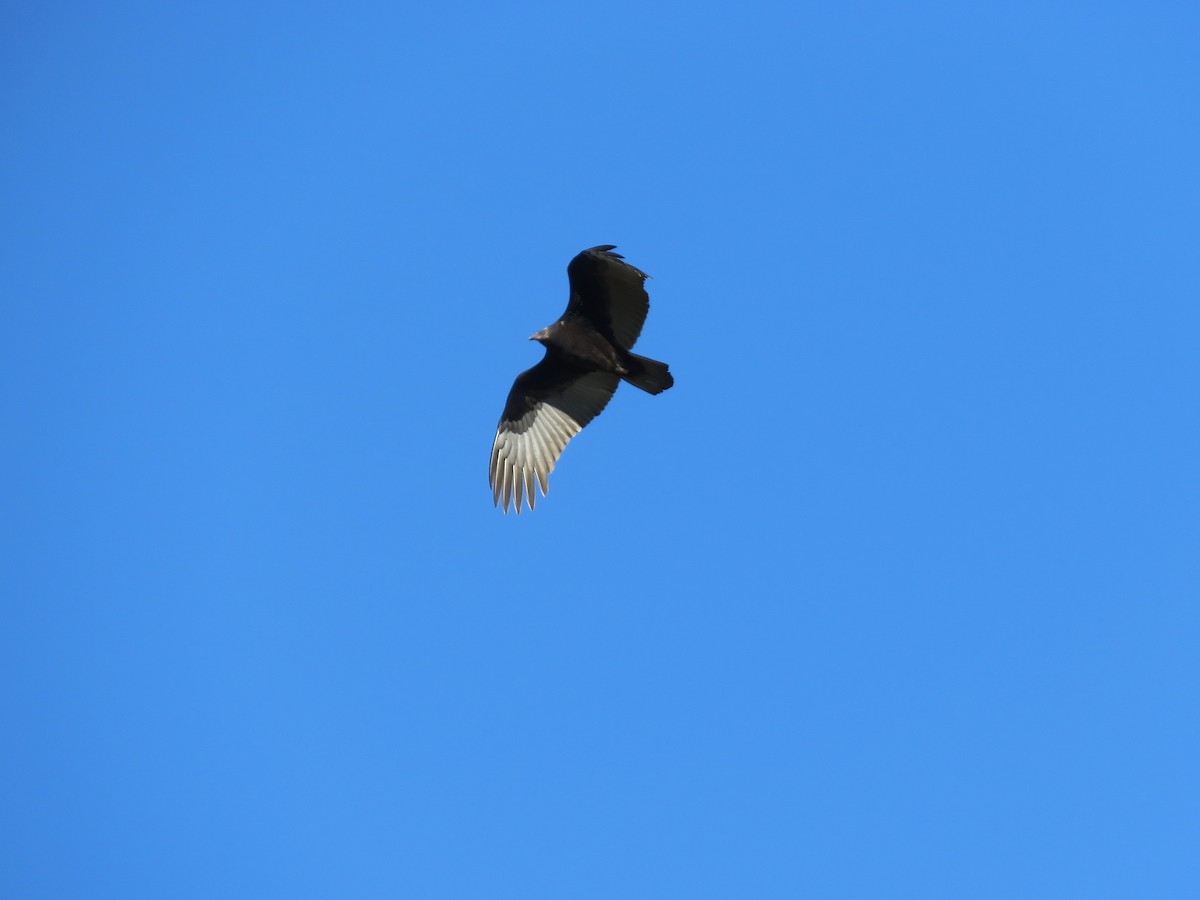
489,245,674,514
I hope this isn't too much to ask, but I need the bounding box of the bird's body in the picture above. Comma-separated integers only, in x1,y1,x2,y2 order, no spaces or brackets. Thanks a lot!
536,319,625,374
489,245,674,514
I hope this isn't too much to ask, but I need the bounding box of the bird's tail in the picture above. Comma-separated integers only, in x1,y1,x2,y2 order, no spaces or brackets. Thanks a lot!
621,353,674,394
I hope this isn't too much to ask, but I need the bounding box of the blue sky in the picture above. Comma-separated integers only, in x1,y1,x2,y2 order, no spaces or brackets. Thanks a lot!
2,1,1198,896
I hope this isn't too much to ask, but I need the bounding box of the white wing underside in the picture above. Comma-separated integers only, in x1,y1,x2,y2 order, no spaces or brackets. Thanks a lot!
489,372,618,514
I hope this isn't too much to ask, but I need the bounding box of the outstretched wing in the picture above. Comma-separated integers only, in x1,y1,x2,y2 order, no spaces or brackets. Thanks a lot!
490,359,620,514
565,245,651,351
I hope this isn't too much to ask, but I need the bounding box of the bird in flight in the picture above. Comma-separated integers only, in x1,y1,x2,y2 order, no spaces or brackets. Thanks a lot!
489,245,674,514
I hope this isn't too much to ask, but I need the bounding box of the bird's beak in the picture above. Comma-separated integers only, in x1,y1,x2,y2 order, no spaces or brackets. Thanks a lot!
529,330,544,341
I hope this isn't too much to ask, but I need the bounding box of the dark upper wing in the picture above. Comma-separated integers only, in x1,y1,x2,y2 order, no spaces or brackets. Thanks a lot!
490,358,620,514
564,245,650,351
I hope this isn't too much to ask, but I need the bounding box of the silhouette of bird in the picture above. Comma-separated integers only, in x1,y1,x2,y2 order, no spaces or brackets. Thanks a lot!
489,245,674,514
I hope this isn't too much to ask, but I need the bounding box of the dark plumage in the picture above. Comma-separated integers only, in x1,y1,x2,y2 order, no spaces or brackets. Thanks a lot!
489,245,674,514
